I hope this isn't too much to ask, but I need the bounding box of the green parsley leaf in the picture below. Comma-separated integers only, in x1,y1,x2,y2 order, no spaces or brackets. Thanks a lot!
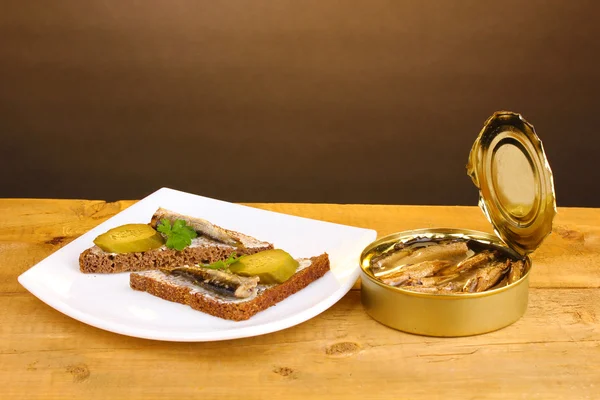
156,219,198,251
156,219,172,235
202,253,240,269
172,219,185,230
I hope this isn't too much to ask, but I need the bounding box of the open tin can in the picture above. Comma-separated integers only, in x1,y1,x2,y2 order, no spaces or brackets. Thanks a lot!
359,111,557,336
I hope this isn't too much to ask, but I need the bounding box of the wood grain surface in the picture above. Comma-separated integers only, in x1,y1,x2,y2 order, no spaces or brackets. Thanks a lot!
1,199,599,399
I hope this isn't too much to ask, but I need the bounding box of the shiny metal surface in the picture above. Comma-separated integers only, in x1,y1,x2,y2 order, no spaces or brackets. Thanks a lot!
467,111,557,256
358,111,555,336
360,229,530,337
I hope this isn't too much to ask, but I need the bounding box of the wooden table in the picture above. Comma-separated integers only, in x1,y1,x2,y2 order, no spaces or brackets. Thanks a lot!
1,199,599,399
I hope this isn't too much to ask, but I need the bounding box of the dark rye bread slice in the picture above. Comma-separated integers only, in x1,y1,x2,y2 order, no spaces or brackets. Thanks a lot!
79,233,273,273
130,253,330,321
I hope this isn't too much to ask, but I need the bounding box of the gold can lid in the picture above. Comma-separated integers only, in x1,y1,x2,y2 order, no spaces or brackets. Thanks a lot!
467,111,557,256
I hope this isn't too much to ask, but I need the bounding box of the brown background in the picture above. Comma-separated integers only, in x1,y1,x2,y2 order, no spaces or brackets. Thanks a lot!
1,0,598,206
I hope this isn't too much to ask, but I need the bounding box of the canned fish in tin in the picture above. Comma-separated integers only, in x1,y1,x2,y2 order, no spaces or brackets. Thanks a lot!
359,112,556,336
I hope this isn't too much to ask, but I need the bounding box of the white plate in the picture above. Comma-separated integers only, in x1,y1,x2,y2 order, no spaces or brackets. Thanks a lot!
18,188,377,341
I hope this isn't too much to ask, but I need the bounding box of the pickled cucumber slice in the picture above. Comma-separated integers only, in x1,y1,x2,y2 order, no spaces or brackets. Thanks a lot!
229,249,299,284
94,224,165,254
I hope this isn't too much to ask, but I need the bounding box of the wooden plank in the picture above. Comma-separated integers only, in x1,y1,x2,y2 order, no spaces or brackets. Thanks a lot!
1,289,598,400
1,200,600,399
0,199,134,241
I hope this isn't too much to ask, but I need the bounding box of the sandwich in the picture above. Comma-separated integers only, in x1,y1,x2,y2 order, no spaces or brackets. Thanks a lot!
130,252,330,321
79,207,330,321
79,208,274,273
